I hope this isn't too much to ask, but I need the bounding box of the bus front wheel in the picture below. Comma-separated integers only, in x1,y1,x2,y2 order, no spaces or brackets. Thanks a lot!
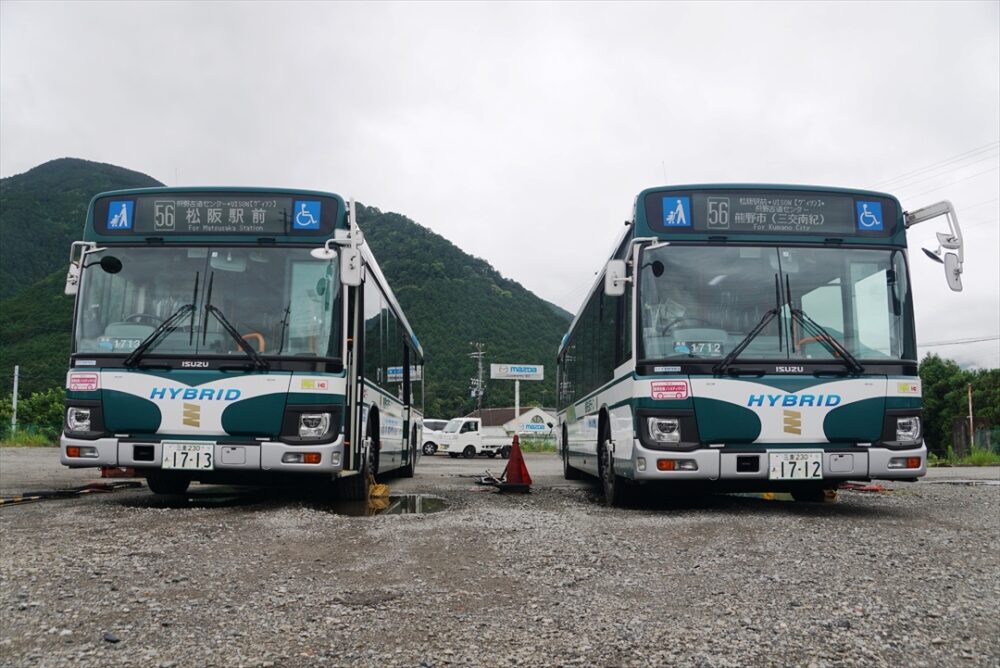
145,471,190,496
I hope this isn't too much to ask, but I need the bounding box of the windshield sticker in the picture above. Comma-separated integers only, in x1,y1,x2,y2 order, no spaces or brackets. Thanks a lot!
68,372,99,392
662,196,691,227
293,200,321,230
653,365,682,373
98,337,141,352
651,381,689,400
106,200,134,230
856,201,884,231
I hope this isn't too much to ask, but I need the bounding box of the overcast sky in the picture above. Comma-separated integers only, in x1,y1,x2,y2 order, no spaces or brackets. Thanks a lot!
2,1,998,368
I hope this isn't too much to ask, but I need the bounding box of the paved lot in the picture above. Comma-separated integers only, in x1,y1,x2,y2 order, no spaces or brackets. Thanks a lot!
1,447,998,667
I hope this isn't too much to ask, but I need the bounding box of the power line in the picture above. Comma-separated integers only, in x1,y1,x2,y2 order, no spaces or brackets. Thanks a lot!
871,141,1000,189
920,336,1000,347
897,166,1000,202
884,151,999,195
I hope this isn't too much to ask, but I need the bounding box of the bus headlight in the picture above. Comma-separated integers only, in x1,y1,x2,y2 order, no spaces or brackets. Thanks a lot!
66,407,91,433
299,413,331,439
896,417,921,443
647,417,681,444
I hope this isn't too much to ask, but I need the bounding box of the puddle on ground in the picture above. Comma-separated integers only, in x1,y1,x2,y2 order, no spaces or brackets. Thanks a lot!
118,487,448,516
318,494,448,517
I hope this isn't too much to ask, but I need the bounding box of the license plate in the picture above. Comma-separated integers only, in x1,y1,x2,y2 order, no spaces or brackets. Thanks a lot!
768,452,823,480
162,442,215,470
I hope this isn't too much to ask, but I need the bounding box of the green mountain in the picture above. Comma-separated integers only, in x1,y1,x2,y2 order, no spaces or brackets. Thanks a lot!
0,158,162,298
0,159,570,418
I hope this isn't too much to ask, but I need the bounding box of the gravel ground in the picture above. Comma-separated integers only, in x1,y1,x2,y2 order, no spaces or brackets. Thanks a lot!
1,447,998,667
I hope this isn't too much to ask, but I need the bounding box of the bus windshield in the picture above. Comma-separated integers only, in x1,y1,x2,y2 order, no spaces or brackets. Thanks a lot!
638,245,914,362
74,246,341,359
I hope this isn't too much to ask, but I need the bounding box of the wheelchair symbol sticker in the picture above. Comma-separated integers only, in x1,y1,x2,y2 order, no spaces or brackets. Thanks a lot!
662,196,691,227
293,200,321,230
856,201,883,231
106,200,134,230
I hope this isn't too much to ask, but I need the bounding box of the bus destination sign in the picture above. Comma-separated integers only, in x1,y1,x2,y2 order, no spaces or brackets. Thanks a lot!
646,191,894,236
96,193,336,236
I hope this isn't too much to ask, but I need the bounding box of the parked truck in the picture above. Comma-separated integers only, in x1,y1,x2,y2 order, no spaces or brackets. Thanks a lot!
439,418,512,459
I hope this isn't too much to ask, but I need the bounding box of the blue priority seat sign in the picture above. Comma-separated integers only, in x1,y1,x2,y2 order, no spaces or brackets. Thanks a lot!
293,200,321,230
856,201,884,231
106,200,134,230
662,196,691,227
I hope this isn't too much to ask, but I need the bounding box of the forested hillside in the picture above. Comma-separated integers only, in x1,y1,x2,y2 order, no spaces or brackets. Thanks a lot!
0,158,162,298
0,158,570,418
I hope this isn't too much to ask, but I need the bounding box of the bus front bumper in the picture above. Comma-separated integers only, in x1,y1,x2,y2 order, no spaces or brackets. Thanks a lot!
630,442,927,482
60,435,346,474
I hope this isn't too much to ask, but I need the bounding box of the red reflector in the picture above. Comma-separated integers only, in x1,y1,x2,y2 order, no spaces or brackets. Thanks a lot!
303,453,322,464
906,457,921,469
66,446,81,458
657,459,677,471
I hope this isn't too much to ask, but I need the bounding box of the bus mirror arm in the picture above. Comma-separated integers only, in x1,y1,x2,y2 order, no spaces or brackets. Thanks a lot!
904,200,964,292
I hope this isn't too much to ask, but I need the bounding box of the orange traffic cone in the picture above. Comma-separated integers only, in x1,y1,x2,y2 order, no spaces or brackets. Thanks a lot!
499,435,532,493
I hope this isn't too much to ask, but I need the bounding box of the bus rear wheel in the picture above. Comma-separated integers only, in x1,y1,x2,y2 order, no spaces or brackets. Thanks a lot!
462,445,476,459
145,471,190,496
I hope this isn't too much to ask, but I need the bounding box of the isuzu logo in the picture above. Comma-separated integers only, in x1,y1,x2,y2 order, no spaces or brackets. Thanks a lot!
181,361,210,368
775,365,804,373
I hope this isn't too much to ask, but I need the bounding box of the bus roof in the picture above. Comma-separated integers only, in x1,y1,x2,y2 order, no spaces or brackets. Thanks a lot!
83,186,348,242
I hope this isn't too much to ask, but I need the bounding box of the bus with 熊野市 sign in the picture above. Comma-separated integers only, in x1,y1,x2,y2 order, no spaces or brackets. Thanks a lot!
557,184,965,505
60,188,424,499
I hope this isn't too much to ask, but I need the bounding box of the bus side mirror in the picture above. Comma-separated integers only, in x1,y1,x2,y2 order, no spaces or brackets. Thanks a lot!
341,248,362,286
905,200,964,293
943,253,962,292
604,259,628,297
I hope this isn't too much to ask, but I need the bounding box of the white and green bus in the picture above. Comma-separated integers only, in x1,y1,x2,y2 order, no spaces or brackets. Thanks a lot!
557,184,964,505
60,188,424,499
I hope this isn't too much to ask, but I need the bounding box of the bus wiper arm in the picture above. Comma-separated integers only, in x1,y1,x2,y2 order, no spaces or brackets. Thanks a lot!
790,308,864,374
204,305,270,371
714,308,779,375
123,304,194,367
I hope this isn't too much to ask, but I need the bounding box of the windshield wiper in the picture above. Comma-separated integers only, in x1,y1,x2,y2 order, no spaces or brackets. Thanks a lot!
713,307,779,376
790,308,865,375
204,304,269,371
123,304,194,368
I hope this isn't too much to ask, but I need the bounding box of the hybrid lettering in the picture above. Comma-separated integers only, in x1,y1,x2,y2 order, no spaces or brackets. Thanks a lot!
746,394,841,408
149,387,242,401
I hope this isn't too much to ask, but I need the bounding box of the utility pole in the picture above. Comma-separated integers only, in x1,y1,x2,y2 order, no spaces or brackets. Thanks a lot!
468,342,485,412
968,382,975,451
11,365,19,435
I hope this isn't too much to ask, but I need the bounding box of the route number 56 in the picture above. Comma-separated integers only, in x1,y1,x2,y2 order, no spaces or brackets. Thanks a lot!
707,197,730,229
154,201,176,230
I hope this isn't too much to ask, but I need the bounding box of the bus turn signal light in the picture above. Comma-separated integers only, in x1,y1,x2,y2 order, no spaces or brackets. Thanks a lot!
303,453,322,464
66,446,81,458
657,459,677,471
907,457,921,469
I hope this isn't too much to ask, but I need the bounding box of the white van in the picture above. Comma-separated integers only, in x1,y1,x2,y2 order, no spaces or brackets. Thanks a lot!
438,418,511,459
421,419,450,455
